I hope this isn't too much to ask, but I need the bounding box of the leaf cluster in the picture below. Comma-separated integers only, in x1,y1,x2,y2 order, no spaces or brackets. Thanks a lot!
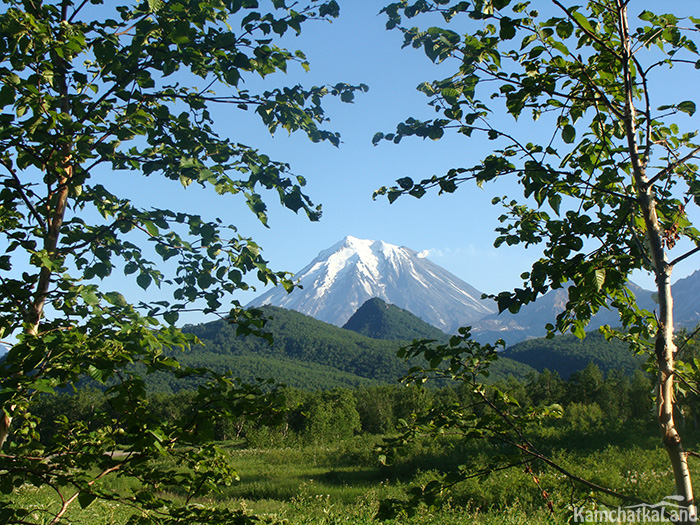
375,0,700,343
0,0,362,523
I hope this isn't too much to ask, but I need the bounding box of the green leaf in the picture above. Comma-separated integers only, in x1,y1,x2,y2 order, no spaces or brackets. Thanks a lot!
397,177,414,190
144,221,158,236
386,189,402,203
147,0,164,12
29,379,54,394
520,34,537,49
78,492,97,509
137,272,152,290
595,269,605,290
87,365,109,384
556,20,574,39
499,17,516,40
562,124,576,144
678,101,696,116
548,193,561,215
340,90,355,103
319,1,340,18
571,11,596,36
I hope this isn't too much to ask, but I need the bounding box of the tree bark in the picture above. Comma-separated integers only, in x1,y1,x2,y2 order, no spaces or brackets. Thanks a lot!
616,3,696,520
0,1,73,452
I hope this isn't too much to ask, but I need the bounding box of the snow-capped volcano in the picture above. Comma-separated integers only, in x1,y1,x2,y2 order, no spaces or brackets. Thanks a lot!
247,236,496,331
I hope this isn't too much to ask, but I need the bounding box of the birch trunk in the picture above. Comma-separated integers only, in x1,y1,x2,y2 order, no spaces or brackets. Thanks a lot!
617,4,697,523
0,0,73,452
617,3,695,519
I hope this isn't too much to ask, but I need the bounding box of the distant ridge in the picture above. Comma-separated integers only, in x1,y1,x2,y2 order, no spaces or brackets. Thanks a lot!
343,298,449,342
472,282,657,344
671,270,700,327
247,236,495,332
501,331,643,379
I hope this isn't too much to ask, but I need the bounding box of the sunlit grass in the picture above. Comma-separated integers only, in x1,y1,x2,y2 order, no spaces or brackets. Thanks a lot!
4,427,698,524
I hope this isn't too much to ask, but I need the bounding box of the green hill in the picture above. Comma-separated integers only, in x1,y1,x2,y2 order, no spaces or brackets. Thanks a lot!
151,306,533,391
342,298,449,341
502,331,644,379
176,306,405,390
156,307,646,392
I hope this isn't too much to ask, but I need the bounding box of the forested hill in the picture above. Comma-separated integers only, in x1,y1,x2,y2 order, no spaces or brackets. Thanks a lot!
179,306,405,390
172,306,535,391
501,331,643,379
342,298,449,341
167,305,654,392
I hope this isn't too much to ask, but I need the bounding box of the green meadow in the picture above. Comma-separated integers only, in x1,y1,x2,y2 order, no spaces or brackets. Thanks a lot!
8,420,694,524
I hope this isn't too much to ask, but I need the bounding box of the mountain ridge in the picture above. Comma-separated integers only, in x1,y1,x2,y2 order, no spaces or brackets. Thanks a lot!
246,236,700,344
175,305,535,390
471,282,658,344
247,236,495,332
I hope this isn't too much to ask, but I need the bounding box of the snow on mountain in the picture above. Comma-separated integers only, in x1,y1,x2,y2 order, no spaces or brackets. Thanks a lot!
247,236,496,332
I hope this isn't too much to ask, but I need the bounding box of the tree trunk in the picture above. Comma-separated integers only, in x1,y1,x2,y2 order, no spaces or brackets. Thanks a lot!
615,3,695,519
656,271,696,522
0,1,74,452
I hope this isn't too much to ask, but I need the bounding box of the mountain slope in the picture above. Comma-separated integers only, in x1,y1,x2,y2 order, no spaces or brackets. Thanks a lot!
672,270,700,327
472,282,657,344
501,331,643,379
167,306,537,391
343,298,449,341
182,306,408,388
247,236,495,332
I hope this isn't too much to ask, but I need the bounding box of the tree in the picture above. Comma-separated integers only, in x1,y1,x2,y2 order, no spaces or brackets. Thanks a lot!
375,0,700,520
303,388,361,444
526,368,564,407
0,0,364,523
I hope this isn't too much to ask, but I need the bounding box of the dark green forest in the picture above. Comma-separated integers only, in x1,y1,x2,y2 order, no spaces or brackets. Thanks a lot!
34,302,683,448
502,331,645,379
169,306,540,391
342,298,450,342
30,361,659,448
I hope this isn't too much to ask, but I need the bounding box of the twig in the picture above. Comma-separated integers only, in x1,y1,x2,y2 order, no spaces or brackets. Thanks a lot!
646,147,700,187
0,159,46,229
49,464,122,525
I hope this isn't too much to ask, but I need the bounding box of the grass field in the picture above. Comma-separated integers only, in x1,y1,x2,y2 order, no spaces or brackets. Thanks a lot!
8,423,698,524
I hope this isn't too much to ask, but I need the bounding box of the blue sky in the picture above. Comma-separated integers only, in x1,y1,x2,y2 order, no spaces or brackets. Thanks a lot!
102,1,700,324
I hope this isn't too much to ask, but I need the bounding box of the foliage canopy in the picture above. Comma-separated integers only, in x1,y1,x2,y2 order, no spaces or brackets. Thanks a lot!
0,0,366,523
375,0,700,520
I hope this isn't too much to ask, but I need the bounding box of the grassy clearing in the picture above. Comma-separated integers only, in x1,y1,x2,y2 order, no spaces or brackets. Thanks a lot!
5,426,699,524
214,427,697,524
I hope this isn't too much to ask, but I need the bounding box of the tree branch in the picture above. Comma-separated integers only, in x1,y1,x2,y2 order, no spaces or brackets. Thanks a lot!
48,464,122,525
646,146,700,187
67,0,90,24
478,388,644,504
669,245,700,268
0,159,46,229
551,0,624,61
